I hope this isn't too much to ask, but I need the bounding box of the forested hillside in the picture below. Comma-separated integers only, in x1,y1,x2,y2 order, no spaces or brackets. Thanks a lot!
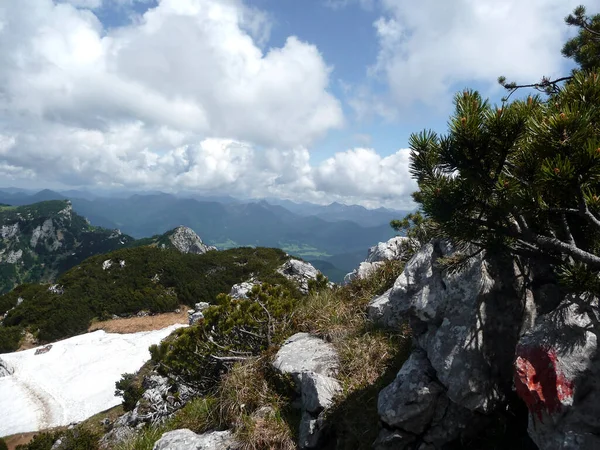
0,246,295,352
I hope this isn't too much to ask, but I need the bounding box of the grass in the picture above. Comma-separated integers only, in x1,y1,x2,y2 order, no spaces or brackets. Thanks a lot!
113,426,167,450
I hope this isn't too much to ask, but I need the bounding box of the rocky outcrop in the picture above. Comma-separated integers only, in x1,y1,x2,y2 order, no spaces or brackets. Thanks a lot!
106,373,197,447
273,333,341,448
188,302,210,325
344,236,408,284
229,279,261,299
375,240,534,448
514,298,600,449
277,260,320,294
166,226,216,255
152,429,237,450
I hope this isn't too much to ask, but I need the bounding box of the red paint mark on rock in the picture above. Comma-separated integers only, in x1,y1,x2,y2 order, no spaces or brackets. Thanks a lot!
514,346,574,421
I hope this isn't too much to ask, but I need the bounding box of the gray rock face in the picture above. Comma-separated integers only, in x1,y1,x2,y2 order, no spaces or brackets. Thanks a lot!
0,358,14,377
300,371,341,414
229,280,260,299
99,425,135,449
152,429,237,450
277,259,320,294
188,302,211,325
378,351,444,433
344,236,408,284
366,236,409,263
367,288,394,327
514,298,600,449
167,226,216,255
376,239,532,446
272,333,339,382
273,333,340,448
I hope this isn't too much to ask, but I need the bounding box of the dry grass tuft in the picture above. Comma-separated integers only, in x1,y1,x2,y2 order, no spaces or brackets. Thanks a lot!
235,413,296,450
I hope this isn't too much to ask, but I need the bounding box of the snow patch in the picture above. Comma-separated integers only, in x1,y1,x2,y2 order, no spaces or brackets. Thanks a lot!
0,324,184,436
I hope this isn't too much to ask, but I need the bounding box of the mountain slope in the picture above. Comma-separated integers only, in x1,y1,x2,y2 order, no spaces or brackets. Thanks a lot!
0,244,298,351
0,201,134,294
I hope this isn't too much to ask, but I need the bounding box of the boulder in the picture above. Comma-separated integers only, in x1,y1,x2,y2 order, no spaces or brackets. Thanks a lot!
277,260,320,294
378,351,445,433
514,298,600,449
188,302,211,325
167,226,216,255
152,429,237,450
99,426,136,449
273,333,341,448
272,333,339,383
229,280,260,299
366,236,409,263
300,371,341,413
344,236,408,284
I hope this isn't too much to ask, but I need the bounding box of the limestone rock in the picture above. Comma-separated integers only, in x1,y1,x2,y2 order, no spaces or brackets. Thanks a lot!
344,261,383,284
388,241,525,413
300,371,341,413
100,426,136,449
378,351,444,433
277,259,320,294
152,429,237,450
367,288,394,327
229,280,260,299
376,239,534,447
272,333,339,383
167,226,216,255
366,236,409,263
514,298,600,450
273,333,341,448
344,236,409,283
188,302,211,325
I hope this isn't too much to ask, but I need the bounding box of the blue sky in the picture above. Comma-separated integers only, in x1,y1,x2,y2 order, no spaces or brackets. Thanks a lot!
0,0,592,207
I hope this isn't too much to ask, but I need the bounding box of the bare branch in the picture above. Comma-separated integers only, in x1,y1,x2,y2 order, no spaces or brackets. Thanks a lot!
209,355,251,362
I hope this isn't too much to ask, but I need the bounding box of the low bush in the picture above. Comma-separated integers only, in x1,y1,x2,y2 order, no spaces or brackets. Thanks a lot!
154,283,297,392
115,373,145,412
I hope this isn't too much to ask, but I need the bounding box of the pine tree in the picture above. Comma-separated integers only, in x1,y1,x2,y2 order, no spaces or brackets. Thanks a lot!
407,6,600,293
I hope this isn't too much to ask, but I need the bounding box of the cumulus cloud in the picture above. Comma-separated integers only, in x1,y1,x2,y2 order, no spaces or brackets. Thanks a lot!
0,121,417,208
358,0,582,115
4,0,426,207
0,0,343,149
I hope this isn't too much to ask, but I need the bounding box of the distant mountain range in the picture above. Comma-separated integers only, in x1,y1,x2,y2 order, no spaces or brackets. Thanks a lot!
0,189,409,281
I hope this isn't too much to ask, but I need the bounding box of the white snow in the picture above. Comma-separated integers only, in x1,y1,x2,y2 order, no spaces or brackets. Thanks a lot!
0,325,184,437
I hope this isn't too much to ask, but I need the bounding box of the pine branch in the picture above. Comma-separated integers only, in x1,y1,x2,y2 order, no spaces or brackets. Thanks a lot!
498,76,572,102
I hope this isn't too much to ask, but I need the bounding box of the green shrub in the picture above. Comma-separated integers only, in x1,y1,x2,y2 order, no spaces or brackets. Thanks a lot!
115,373,145,411
154,283,297,392
0,437,8,450
0,246,297,344
0,325,23,353
16,431,58,450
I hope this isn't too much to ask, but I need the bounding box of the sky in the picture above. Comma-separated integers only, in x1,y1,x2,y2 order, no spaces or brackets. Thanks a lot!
0,0,591,209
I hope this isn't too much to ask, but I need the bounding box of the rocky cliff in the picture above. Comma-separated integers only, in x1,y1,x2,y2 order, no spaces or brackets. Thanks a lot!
0,200,135,293
370,239,600,449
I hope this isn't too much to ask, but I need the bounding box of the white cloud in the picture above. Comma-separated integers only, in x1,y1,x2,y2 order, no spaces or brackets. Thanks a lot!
0,0,343,149
4,0,418,206
358,0,582,115
0,119,416,208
